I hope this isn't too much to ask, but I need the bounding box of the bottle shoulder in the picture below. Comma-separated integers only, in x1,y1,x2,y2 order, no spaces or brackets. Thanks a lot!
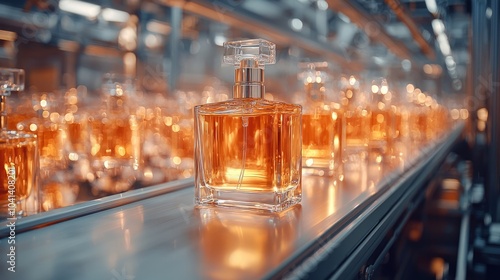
195,98,301,115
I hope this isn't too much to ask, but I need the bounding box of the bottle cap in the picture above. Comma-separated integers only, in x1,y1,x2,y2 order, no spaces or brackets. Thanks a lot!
223,39,276,69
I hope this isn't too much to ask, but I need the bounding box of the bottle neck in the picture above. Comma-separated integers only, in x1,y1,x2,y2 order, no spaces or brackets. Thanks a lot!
233,66,264,99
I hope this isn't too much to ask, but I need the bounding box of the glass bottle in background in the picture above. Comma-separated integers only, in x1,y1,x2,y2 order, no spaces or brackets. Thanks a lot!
194,39,302,212
339,75,371,165
17,91,80,211
298,62,343,177
17,92,66,169
0,68,40,218
367,77,395,165
62,86,90,182
87,74,143,195
387,82,413,170
408,87,429,151
6,88,36,131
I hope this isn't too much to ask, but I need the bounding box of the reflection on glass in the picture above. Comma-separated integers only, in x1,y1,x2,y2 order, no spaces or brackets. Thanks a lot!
196,207,300,279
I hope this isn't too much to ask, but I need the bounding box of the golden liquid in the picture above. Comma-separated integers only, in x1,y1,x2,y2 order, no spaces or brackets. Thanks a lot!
89,116,140,160
66,121,88,154
38,128,64,161
0,133,38,215
195,99,301,193
344,110,370,147
302,111,343,171
17,119,65,166
370,110,393,142
164,116,194,159
9,113,36,130
394,110,410,140
409,109,428,144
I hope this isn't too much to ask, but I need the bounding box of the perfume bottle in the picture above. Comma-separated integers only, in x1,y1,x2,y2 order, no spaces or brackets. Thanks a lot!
367,77,395,164
194,39,302,212
17,92,66,169
298,62,343,177
0,68,40,218
87,74,143,195
339,75,371,163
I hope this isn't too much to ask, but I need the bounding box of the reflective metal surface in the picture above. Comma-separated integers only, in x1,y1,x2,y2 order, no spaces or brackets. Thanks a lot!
0,124,463,280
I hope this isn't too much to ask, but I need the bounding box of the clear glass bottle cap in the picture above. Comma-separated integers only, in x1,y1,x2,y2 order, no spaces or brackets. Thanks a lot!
223,39,276,68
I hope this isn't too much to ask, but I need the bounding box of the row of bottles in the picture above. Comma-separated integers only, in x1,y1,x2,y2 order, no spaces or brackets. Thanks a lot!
194,39,456,213
0,39,460,217
297,64,453,179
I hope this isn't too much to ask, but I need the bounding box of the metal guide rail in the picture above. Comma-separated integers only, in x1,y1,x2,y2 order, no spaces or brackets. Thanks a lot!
0,123,464,280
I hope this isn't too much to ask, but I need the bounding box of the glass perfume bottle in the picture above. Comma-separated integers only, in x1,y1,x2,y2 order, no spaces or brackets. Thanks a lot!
0,68,40,218
194,39,302,212
87,75,143,195
339,75,371,163
367,77,395,164
298,62,343,177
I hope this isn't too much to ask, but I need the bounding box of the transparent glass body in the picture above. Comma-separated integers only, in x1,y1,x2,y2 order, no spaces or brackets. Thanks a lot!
340,75,371,162
17,117,65,169
367,77,395,164
0,68,40,218
87,76,143,195
194,39,302,212
299,62,343,176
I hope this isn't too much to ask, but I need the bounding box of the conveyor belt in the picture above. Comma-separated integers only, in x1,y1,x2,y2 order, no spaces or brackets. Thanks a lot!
0,123,463,280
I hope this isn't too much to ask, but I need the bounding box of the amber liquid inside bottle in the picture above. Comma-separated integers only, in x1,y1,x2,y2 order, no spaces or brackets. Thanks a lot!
38,127,64,161
66,119,88,155
88,112,142,194
344,110,371,149
0,132,38,217
302,111,343,175
89,117,139,160
196,99,301,191
409,108,428,146
195,99,302,211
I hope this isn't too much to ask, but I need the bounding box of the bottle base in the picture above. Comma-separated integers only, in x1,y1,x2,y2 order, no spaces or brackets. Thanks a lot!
195,185,301,212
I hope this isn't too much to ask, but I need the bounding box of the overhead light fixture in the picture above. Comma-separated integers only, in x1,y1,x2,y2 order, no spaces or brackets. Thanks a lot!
59,0,101,19
425,0,438,15
431,19,445,35
290,18,303,31
214,34,226,46
317,0,328,11
102,8,130,23
436,33,451,56
338,13,350,23
146,20,171,35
